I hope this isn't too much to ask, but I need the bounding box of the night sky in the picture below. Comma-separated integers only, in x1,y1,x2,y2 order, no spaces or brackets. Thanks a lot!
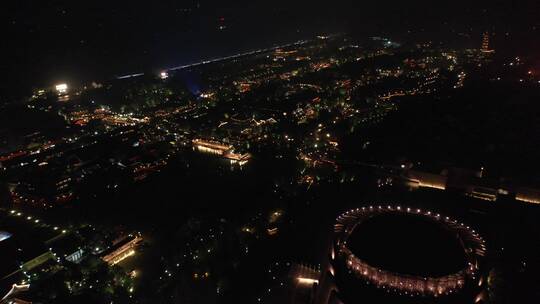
1,0,539,100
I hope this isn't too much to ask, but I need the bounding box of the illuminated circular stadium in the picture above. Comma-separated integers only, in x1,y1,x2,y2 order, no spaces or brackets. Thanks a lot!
316,205,487,303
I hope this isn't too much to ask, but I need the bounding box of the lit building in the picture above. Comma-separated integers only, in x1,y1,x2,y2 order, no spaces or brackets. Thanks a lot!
101,234,143,265
192,139,232,156
55,83,68,95
315,205,487,304
1,284,31,303
405,171,447,190
192,139,251,165
515,187,540,204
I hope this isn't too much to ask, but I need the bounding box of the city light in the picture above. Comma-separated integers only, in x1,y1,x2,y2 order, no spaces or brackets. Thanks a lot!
2,14,537,303
55,83,68,94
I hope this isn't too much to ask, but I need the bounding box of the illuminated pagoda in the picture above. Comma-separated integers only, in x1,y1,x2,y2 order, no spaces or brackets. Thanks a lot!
481,32,494,53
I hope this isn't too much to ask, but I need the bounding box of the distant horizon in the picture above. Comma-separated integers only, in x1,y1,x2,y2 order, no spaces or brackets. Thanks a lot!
3,1,539,100
4,29,539,103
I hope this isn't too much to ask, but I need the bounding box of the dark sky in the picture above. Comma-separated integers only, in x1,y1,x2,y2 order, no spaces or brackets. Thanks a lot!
1,1,539,100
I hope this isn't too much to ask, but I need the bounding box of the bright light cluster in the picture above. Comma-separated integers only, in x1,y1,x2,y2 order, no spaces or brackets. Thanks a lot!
55,83,68,94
